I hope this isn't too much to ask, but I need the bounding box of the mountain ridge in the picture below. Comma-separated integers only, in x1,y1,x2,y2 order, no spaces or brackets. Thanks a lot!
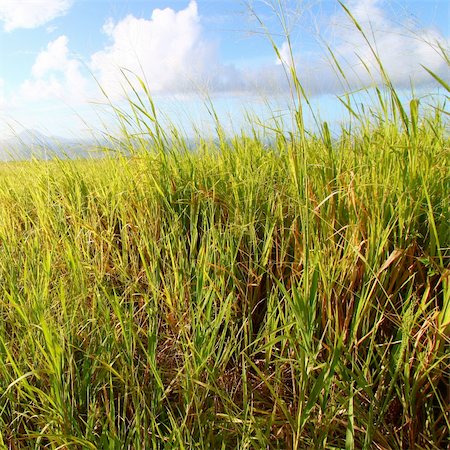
0,129,102,161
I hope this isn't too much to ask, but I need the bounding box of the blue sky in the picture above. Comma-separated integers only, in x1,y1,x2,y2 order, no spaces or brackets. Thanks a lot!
0,0,448,139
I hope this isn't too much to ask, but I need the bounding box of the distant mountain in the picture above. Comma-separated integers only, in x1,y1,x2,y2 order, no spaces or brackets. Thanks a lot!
0,129,105,161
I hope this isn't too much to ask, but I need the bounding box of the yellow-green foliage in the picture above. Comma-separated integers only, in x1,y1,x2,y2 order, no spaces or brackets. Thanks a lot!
1,4,449,444
0,97,448,448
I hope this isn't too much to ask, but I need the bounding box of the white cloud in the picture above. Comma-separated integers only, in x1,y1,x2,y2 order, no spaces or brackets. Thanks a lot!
315,0,449,91
90,1,216,98
20,35,88,104
46,24,58,34
88,0,292,98
87,0,445,99
32,35,69,77
4,0,448,126
0,0,73,31
276,41,293,67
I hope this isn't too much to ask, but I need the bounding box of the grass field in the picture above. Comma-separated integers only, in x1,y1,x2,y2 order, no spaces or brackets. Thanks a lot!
0,9,449,450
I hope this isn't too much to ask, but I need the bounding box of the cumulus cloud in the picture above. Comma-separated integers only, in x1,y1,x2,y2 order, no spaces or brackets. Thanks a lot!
88,0,293,98
0,0,73,31
90,0,216,98
7,0,448,113
20,35,88,104
304,0,449,93
89,0,447,100
276,41,294,67
346,0,445,84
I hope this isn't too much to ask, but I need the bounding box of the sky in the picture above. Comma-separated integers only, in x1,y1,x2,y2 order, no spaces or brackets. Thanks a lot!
0,0,448,139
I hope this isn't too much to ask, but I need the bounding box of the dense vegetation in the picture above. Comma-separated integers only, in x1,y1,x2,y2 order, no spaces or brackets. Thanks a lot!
0,7,449,448
0,88,448,448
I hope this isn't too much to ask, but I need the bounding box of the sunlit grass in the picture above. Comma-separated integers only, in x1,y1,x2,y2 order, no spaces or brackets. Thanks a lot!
0,4,449,449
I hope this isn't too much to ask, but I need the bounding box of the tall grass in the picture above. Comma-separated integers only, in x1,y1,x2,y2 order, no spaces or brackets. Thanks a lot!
0,3,449,449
